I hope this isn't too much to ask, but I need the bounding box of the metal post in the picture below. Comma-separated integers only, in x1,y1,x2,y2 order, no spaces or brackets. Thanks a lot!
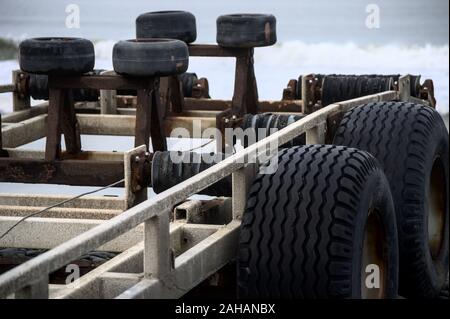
124,145,147,208
61,89,82,155
45,86,63,160
100,71,118,114
144,213,171,278
398,75,411,102
0,114,7,157
15,276,49,299
150,80,167,151
232,165,256,220
135,79,167,152
165,75,185,113
231,49,258,116
100,90,117,114
12,70,30,112
306,122,326,144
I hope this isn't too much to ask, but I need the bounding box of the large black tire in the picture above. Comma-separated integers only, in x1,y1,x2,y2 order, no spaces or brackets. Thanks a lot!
216,14,277,48
19,37,95,75
238,145,399,298
136,11,197,43
113,39,189,77
334,102,449,298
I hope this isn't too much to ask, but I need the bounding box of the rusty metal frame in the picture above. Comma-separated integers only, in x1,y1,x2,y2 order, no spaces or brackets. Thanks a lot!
0,69,422,201
0,42,302,189
0,90,401,299
47,73,168,154
0,61,435,299
0,68,425,191
174,44,260,150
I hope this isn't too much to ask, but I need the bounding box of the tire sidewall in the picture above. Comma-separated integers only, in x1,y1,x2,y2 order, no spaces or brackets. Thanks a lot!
418,125,449,293
351,168,399,299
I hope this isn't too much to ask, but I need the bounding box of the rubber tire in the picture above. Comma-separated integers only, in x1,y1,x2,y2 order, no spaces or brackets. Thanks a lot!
113,39,189,77
238,145,399,298
136,11,197,43
333,102,449,298
19,37,95,75
217,14,277,48
179,72,198,97
241,113,306,147
321,75,393,106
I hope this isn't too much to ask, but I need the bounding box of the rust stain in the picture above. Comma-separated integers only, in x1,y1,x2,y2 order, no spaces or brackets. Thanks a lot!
264,22,271,42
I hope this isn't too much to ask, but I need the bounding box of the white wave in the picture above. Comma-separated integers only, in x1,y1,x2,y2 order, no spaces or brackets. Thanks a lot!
92,39,115,69
1,40,448,114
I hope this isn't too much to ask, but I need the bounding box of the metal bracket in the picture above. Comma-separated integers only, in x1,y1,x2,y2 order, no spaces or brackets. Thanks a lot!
398,74,411,101
99,70,117,114
191,78,210,99
12,70,30,112
306,121,327,144
216,47,259,142
301,74,320,114
160,75,185,114
282,79,298,100
173,200,203,222
421,79,437,108
173,198,232,224
0,114,9,158
124,145,149,208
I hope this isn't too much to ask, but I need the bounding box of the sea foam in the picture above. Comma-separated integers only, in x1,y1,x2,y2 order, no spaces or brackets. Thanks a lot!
1,40,448,114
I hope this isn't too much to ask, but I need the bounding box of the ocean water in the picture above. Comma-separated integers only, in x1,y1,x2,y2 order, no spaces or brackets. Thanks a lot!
0,0,448,194
0,0,448,45
0,0,448,113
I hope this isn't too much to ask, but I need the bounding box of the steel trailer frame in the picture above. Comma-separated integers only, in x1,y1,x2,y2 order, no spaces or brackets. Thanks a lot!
0,50,426,299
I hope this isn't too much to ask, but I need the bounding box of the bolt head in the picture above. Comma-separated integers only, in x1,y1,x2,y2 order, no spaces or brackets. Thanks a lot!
224,118,230,123
134,156,140,162
232,115,237,120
